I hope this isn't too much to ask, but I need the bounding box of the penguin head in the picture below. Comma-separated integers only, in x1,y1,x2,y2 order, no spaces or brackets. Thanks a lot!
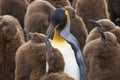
98,19,116,31
46,8,70,52
99,30,117,47
49,8,68,31
89,19,115,31
0,15,18,41
46,8,70,41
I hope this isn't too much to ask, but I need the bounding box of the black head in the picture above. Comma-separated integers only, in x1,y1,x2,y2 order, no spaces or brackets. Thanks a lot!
46,8,70,53
50,8,67,31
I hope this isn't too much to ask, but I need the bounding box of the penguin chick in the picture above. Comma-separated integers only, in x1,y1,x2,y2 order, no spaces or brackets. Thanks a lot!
44,0,71,8
42,72,74,80
76,0,109,33
83,31,120,80
24,0,55,34
0,15,25,80
86,19,116,43
15,32,64,80
64,6,88,50
47,47,65,74
0,0,28,28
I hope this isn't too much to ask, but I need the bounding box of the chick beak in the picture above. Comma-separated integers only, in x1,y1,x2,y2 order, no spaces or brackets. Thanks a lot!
21,29,37,42
99,30,106,41
88,20,103,28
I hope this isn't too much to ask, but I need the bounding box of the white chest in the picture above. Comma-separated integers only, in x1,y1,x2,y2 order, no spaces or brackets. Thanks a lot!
51,41,80,80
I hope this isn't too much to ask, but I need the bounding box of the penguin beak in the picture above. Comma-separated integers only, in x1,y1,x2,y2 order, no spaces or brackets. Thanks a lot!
88,20,106,41
88,20,102,28
46,23,58,52
98,30,106,41
21,29,37,42
46,24,55,40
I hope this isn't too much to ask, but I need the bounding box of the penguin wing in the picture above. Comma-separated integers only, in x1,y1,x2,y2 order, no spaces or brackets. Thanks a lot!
61,31,87,80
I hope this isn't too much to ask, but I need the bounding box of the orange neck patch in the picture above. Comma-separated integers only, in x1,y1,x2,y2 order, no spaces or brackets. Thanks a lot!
52,29,66,45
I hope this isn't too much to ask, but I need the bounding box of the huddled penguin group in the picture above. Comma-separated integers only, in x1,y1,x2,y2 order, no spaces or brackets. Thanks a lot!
0,0,120,80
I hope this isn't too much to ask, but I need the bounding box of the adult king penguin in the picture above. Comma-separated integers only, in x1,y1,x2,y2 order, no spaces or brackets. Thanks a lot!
46,8,87,80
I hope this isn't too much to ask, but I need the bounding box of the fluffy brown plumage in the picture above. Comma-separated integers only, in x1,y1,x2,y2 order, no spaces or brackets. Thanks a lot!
42,72,74,80
83,31,120,80
44,0,71,8
29,0,71,7
0,0,28,28
76,0,109,33
110,27,120,43
0,15,25,80
24,0,55,34
64,6,88,50
86,19,120,44
15,32,64,80
86,19,116,43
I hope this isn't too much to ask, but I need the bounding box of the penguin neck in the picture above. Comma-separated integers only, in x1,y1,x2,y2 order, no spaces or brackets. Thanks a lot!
52,29,67,46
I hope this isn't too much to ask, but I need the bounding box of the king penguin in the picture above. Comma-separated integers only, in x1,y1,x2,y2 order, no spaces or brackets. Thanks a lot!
45,8,87,80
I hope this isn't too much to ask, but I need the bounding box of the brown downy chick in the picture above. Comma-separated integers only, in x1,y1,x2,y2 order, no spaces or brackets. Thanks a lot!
86,19,120,45
83,31,120,80
47,47,64,74
0,15,25,80
15,32,64,80
24,0,55,34
64,6,88,50
44,0,71,8
76,0,109,33
0,0,28,28
86,19,116,43
42,72,74,80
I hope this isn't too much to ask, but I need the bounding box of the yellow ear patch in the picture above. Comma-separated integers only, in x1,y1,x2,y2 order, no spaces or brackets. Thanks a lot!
65,10,70,20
